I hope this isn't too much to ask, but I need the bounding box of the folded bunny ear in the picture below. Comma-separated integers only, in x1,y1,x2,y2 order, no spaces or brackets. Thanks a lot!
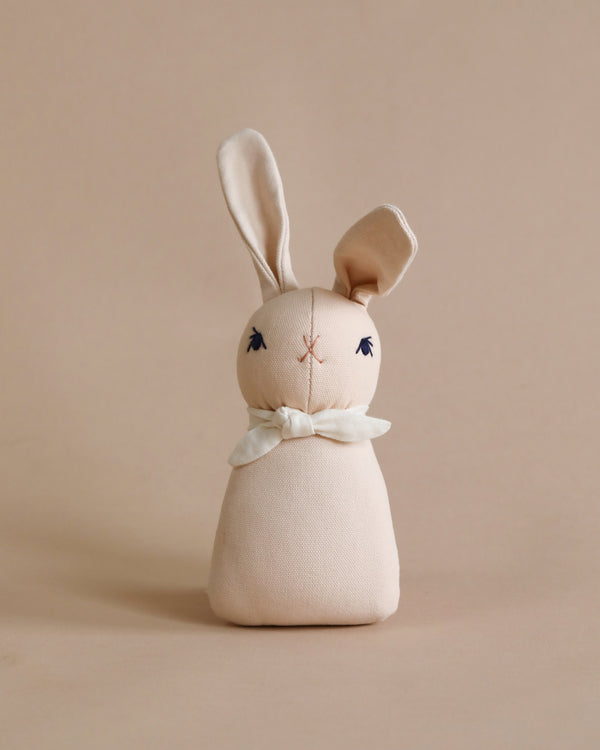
332,204,418,306
217,129,299,301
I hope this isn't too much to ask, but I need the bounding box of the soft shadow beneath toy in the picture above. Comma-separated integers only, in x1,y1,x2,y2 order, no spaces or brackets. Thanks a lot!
88,584,225,627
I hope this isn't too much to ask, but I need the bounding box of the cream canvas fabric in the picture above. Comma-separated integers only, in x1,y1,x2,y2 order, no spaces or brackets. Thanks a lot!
208,129,418,626
210,438,400,626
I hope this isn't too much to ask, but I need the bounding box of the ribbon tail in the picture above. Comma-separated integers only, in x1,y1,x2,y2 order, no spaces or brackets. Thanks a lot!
228,425,283,467
314,414,391,442
361,416,392,438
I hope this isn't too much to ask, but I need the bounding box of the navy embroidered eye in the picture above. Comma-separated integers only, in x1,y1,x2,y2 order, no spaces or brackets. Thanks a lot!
247,327,267,352
356,336,374,357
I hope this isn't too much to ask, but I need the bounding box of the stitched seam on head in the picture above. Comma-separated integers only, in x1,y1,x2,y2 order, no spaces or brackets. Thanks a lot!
307,288,314,413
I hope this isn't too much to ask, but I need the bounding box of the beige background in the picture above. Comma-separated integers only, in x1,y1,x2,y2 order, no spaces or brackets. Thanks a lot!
1,1,599,747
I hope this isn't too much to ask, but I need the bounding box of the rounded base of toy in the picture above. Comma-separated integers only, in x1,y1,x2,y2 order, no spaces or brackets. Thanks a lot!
208,437,400,627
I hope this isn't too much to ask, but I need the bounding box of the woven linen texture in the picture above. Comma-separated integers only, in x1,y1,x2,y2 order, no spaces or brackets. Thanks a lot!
208,436,399,626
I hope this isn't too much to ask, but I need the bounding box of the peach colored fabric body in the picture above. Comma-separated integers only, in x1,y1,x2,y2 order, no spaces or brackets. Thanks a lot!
209,129,417,626
209,438,399,626
208,287,399,625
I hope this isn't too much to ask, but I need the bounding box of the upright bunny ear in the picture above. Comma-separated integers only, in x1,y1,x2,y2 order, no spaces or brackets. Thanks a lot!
217,129,299,301
332,204,418,306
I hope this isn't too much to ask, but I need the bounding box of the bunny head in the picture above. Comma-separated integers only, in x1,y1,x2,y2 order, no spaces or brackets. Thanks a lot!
217,129,418,415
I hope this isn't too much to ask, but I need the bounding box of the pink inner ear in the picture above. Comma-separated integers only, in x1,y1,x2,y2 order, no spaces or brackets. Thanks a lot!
332,204,418,306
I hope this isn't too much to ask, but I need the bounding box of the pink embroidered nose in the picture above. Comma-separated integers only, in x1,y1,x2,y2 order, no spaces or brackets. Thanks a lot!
298,334,323,363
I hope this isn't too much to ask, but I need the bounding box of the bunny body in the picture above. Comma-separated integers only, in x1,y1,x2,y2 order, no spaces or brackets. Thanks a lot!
208,130,418,626
209,436,399,626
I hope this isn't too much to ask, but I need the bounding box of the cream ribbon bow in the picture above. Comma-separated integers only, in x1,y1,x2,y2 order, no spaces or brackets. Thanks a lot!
228,405,391,467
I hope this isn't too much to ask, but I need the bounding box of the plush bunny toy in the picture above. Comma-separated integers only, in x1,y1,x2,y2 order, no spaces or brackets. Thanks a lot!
208,129,418,626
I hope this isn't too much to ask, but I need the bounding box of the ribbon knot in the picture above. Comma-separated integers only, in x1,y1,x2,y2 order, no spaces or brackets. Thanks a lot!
273,407,315,439
228,405,391,467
